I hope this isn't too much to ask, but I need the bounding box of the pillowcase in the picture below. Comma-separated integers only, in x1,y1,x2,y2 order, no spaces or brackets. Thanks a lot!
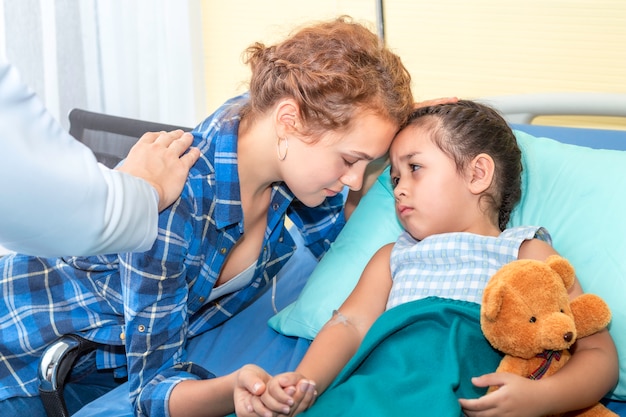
269,168,403,338
268,129,626,400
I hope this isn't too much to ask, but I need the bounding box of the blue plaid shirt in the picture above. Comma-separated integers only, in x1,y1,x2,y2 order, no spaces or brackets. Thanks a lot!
0,94,345,416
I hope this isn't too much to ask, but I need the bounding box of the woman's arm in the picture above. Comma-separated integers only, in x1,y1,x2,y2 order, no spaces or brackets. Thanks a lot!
461,239,619,417
119,190,201,416
168,364,271,417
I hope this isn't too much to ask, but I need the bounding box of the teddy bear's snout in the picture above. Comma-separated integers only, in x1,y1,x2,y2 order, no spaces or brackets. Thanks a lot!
538,313,577,350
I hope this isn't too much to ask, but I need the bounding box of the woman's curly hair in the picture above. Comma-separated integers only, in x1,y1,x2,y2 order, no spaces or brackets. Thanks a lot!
243,16,414,138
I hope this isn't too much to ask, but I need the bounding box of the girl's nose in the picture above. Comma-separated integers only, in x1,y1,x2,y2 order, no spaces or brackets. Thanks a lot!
393,179,406,200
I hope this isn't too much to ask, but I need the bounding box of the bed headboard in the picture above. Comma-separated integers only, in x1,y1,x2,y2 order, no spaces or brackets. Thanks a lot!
479,92,626,124
479,92,626,151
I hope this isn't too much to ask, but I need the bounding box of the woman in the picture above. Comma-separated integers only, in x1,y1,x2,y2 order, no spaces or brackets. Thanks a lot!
0,16,414,417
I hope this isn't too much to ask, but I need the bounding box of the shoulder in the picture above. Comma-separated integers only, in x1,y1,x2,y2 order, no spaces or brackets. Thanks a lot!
194,94,248,136
518,237,558,261
367,243,394,269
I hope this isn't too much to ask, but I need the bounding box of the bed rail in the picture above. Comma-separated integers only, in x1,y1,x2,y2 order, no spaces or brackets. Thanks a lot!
479,92,626,124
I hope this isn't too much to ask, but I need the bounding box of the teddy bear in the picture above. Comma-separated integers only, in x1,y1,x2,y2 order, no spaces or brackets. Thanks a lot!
480,254,616,417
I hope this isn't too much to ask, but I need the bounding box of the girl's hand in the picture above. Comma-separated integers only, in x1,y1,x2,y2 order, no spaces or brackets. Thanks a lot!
242,372,317,417
459,372,550,417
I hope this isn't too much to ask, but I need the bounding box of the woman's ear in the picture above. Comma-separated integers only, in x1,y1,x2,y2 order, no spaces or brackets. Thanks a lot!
274,99,300,137
468,153,495,194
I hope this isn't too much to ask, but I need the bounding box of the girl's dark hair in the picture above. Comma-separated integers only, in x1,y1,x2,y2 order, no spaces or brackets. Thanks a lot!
407,100,522,230
242,16,413,138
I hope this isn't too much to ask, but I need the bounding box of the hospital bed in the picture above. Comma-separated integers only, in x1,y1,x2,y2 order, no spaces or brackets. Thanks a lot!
39,92,626,416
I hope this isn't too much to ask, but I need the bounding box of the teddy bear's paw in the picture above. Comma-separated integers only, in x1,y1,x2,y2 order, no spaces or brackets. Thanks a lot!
570,294,612,339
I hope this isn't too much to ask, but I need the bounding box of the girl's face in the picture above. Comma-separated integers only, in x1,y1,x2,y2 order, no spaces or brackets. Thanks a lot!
284,112,397,207
389,124,475,241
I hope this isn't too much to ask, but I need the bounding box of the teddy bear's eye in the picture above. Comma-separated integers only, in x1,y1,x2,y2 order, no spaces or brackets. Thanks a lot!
529,316,537,323
560,309,564,313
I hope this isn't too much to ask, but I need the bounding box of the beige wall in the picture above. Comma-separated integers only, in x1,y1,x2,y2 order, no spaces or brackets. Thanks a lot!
200,0,378,112
200,1,626,128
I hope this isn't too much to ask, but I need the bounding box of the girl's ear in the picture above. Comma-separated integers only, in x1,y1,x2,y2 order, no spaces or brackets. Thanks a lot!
468,153,495,195
274,98,300,137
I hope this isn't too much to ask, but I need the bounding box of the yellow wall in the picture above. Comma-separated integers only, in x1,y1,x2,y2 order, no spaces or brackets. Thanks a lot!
200,1,626,128
200,0,378,112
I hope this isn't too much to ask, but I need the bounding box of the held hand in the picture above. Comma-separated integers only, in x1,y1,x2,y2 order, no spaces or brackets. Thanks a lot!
118,130,201,211
278,378,317,416
459,372,549,417
234,364,271,417
245,372,317,417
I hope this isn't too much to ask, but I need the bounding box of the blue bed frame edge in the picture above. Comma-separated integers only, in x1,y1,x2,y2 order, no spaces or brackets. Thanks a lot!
512,123,626,151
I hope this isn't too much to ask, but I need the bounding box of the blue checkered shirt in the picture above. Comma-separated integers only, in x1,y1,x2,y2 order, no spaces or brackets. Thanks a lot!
386,226,552,309
0,94,345,416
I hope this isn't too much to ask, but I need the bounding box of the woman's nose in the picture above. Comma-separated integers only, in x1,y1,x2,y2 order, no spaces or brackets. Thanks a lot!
341,166,364,191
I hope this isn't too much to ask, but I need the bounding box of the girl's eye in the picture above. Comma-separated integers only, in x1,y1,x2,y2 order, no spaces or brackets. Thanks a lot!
391,176,400,188
410,164,421,172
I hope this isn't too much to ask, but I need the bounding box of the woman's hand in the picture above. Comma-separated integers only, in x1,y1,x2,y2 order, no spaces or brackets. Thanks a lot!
414,96,459,109
238,372,317,417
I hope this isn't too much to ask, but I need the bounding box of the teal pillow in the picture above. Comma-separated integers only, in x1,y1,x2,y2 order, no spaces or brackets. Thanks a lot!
269,169,403,338
268,130,626,400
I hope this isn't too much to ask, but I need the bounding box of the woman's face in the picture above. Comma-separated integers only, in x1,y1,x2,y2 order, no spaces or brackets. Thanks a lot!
283,112,397,207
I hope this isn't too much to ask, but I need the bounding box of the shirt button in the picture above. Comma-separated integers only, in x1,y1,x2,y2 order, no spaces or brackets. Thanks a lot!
138,325,146,332
220,247,227,254
199,296,205,302
278,236,283,242
272,203,279,211
120,332,125,340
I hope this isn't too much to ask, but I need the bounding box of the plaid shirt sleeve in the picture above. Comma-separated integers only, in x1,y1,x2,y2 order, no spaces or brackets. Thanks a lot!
119,184,205,417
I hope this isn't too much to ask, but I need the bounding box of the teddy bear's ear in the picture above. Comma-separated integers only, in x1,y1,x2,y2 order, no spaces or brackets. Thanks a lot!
482,279,504,322
546,255,576,290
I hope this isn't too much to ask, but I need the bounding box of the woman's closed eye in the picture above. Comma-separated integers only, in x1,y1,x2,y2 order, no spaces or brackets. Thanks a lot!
343,157,358,167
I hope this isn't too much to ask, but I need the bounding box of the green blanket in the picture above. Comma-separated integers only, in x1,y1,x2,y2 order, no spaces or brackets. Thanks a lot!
301,297,502,416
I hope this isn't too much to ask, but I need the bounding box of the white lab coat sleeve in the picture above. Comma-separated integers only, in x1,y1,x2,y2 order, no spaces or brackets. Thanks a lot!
0,60,158,257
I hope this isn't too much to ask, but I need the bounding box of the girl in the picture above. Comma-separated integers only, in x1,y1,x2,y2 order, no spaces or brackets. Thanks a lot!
248,101,618,417
0,16,414,417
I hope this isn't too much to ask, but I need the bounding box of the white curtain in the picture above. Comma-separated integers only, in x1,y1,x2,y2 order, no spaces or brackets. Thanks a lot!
1,0,205,129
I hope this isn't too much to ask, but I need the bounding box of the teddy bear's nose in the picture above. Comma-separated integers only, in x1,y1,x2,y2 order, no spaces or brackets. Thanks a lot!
563,332,574,343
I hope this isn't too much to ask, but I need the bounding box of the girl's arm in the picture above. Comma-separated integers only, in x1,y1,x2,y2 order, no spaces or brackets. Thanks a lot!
256,244,395,415
296,243,394,392
461,239,619,417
